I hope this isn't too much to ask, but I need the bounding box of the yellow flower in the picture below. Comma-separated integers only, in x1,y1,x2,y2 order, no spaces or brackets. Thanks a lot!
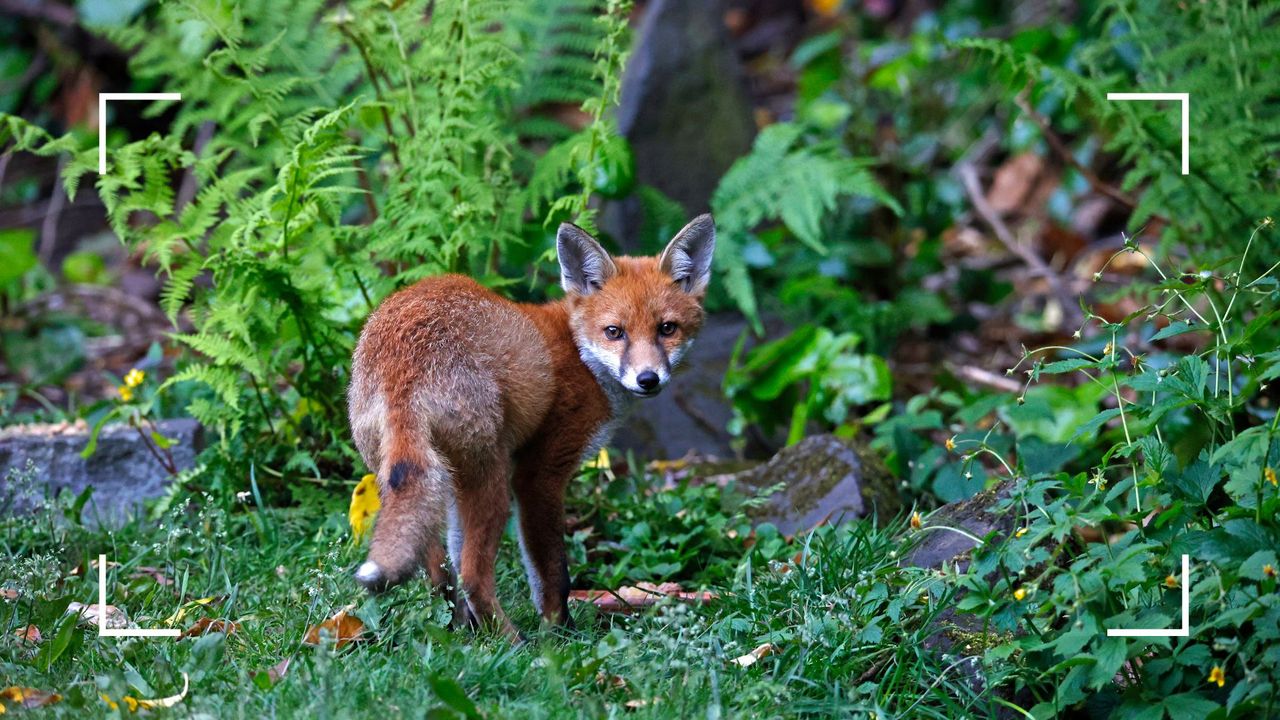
1266,467,1277,487
1015,527,1028,538
1164,574,1179,589
945,437,956,452
910,511,922,530
1264,564,1277,579
124,368,145,388
348,474,381,543
1013,587,1027,602
808,0,842,17
1208,665,1226,688
1102,341,1114,356
117,385,134,402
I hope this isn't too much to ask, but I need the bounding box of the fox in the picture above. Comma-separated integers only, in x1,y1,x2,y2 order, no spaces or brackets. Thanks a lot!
347,214,716,637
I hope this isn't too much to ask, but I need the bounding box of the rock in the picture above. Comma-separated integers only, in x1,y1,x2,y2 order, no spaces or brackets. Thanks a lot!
905,480,1017,571
603,0,755,251
711,434,898,536
0,418,201,525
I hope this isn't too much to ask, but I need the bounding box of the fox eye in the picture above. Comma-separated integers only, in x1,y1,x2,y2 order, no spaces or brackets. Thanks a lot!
658,321,678,337
604,325,625,340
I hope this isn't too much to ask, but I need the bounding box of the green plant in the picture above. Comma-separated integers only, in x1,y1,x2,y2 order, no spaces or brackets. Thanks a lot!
946,222,1280,717
724,325,892,447
0,0,634,493
959,0,1280,270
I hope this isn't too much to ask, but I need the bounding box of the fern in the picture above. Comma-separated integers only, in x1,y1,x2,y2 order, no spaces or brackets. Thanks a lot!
958,0,1280,267
0,0,635,487
710,123,902,332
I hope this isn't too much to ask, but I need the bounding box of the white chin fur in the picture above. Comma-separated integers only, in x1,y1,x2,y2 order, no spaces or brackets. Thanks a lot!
355,561,382,583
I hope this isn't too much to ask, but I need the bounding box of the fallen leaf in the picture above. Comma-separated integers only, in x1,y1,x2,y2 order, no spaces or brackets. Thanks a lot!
1,588,18,601
624,697,660,710
267,657,292,684
568,582,716,613
0,686,62,709
164,596,220,625
129,566,173,586
67,602,130,629
181,617,239,638
986,152,1043,214
12,625,41,645
348,474,380,544
303,605,365,649
732,642,778,668
101,672,189,712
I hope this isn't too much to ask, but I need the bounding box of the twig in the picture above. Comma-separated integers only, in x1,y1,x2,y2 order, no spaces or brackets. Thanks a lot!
38,155,67,264
1013,88,1144,213
956,162,1082,326
949,364,1023,394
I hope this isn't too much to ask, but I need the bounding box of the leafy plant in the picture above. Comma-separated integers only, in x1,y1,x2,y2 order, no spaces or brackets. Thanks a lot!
947,223,1280,717
724,325,892,447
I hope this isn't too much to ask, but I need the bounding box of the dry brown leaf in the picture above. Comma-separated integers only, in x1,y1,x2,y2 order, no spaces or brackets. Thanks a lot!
732,642,778,668
13,625,41,645
568,582,716,613
0,686,62,709
303,605,365,649
67,602,130,629
181,617,239,638
129,566,173,586
594,671,628,692
0,588,18,601
266,657,292,685
986,152,1044,214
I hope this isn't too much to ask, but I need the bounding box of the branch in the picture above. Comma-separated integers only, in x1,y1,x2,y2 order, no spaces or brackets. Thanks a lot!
956,161,1082,326
1013,89,1145,213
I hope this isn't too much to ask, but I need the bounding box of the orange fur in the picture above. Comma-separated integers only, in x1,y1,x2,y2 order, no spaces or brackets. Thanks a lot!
348,216,716,636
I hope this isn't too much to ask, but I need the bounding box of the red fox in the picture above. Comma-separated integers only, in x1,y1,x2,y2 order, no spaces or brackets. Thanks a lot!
347,215,715,637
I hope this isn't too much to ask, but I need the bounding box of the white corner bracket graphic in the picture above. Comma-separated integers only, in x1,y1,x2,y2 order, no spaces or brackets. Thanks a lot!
98,92,183,174
1106,92,1189,175
97,554,181,638
1107,554,1190,638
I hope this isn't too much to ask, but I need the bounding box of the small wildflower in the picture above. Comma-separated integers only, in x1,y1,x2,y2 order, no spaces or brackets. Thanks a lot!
1164,574,1178,589
1207,665,1226,688
1263,216,1274,227
1015,527,1028,538
808,0,843,17
945,436,956,452
124,368,145,388
1092,272,1102,282
1266,467,1277,487
910,511,922,530
1263,564,1276,579
117,385,134,402
1013,587,1027,602
1072,330,1081,340
1102,341,1114,356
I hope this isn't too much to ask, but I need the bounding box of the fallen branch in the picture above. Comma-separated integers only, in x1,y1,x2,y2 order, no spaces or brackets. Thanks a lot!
956,161,1082,327
949,364,1023,394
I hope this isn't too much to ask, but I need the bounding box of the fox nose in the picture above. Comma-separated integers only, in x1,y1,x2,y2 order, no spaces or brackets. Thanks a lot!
636,371,660,391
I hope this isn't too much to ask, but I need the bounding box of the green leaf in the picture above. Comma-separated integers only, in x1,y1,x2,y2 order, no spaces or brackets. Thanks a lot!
1087,636,1128,689
428,675,482,720
1163,693,1220,720
0,228,37,286
1240,549,1278,580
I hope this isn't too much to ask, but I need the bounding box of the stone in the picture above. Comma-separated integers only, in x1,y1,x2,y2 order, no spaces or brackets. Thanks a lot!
0,418,201,525
708,434,898,536
905,480,1017,571
603,0,755,251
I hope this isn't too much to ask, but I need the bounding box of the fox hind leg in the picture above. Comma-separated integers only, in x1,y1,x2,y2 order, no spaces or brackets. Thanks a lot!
453,456,519,640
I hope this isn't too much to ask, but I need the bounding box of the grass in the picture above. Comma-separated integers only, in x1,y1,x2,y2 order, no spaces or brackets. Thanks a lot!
0,468,1000,719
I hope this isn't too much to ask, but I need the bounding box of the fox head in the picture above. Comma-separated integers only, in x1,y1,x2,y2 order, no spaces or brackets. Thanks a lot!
557,215,716,398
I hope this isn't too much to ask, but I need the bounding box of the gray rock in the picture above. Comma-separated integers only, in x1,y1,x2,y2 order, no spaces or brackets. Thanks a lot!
0,418,201,525
712,434,898,536
604,0,755,250
905,480,1016,571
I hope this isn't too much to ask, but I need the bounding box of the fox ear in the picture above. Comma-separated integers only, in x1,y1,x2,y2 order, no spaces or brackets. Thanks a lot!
659,214,716,294
557,223,617,296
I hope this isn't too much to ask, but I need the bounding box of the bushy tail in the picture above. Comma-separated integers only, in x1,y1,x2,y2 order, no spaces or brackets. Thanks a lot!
354,412,449,592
